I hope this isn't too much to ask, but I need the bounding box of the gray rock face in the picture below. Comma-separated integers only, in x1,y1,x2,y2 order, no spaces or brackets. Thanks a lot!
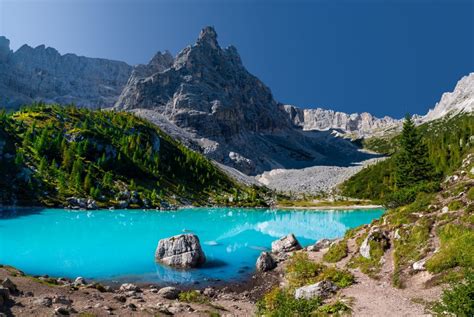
155,234,206,268
0,38,132,109
283,105,401,138
115,27,379,175
294,280,338,299
256,252,277,272
271,234,302,253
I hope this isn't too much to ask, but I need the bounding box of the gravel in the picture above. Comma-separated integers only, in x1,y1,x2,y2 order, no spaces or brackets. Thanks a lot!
255,157,386,195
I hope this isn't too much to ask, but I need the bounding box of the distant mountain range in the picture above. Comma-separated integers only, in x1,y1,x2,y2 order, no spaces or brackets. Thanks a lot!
0,36,132,109
0,28,472,175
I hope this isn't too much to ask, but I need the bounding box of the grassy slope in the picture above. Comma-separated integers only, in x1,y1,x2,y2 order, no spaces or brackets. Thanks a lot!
0,104,269,208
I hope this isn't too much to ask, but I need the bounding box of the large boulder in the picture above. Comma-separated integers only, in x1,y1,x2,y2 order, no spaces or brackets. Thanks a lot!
294,280,338,300
155,234,206,268
271,234,302,253
360,228,390,259
256,252,277,272
157,286,181,300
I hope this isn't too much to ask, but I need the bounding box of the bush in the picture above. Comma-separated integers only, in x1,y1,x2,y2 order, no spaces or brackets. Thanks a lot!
286,253,325,288
257,287,322,317
317,266,355,288
323,240,348,263
432,271,474,317
178,290,208,303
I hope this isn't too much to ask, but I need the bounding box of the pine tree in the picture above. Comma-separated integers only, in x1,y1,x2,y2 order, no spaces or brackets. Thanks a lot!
394,115,435,188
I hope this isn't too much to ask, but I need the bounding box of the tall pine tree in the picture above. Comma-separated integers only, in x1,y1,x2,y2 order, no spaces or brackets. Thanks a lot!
394,115,435,188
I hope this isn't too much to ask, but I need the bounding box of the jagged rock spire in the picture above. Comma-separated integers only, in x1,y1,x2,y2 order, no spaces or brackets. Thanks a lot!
197,26,219,49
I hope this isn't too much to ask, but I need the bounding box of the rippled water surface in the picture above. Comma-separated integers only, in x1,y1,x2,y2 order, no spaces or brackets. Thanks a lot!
0,208,383,284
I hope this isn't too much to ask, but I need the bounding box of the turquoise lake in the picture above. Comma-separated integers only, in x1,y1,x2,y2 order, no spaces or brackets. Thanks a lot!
0,208,383,285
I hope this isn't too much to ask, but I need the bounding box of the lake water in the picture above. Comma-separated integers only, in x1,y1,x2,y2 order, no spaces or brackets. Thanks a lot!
0,207,383,285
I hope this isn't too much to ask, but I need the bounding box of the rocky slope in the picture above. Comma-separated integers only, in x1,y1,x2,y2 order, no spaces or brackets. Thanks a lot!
0,36,132,109
422,72,474,122
114,27,377,175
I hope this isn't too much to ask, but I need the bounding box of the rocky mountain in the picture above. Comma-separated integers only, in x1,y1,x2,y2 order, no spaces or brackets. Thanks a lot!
0,36,132,109
282,105,401,138
285,72,474,138
422,72,474,122
115,27,377,175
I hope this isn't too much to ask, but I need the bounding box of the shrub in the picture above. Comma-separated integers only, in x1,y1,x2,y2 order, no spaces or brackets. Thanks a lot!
178,290,208,303
323,240,348,263
286,253,325,288
316,300,351,316
317,266,355,288
432,271,474,317
256,287,322,317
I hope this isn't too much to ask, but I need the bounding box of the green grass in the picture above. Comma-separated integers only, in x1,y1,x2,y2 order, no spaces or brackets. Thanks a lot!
448,200,465,211
323,240,348,263
426,224,474,274
257,287,323,317
467,187,474,201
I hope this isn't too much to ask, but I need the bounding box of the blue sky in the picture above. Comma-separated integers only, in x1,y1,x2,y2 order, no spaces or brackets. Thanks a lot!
1,0,473,118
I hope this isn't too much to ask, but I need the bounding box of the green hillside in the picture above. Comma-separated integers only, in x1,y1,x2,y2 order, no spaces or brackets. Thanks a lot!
341,114,474,204
0,104,268,208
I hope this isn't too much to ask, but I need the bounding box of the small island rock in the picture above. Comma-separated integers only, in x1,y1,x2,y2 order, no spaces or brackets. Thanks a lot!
155,234,206,268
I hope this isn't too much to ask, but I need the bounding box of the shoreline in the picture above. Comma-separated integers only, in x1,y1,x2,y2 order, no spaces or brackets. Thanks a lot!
276,204,384,210
0,204,384,212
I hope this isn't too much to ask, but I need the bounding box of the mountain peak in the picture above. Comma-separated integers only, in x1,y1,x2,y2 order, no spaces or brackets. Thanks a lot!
197,26,219,49
0,36,11,62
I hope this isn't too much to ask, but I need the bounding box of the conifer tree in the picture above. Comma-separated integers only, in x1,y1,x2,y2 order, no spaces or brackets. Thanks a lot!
394,115,435,188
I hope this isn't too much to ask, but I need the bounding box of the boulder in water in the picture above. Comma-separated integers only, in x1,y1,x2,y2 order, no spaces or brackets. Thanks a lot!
155,234,206,268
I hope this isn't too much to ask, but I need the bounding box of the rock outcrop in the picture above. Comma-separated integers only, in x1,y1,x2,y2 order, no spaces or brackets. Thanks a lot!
271,234,302,253
256,252,277,272
155,234,206,268
359,228,390,259
294,280,338,300
0,36,132,109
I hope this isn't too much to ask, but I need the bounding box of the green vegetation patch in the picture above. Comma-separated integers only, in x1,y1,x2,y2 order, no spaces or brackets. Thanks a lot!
0,104,269,207
286,253,354,289
426,224,474,274
323,240,348,263
178,290,209,304
432,271,474,317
